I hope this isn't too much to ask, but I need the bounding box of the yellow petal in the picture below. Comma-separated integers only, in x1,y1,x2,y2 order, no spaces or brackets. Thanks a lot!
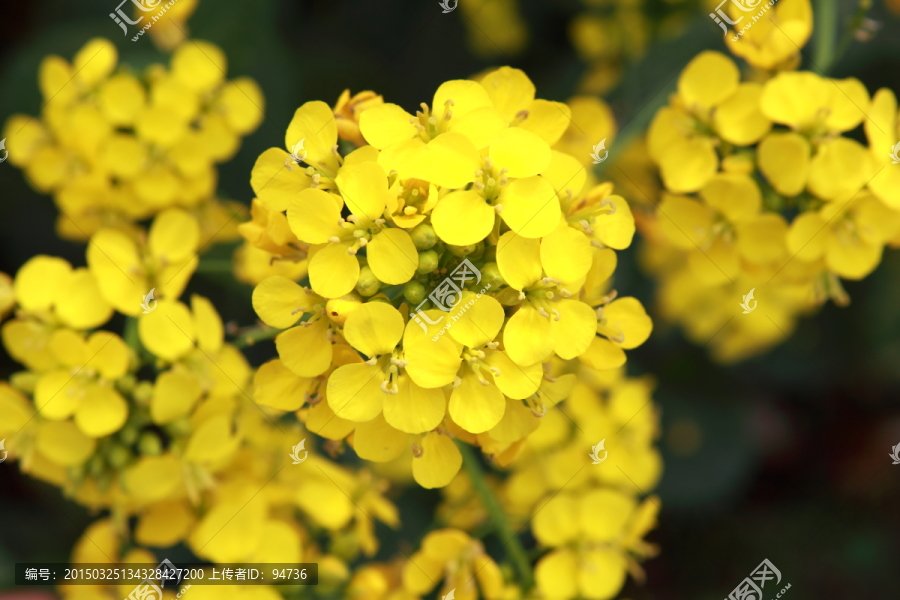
499,175,561,238
734,213,789,264
533,493,579,545
714,82,771,145
447,294,505,348
700,173,762,222
519,100,572,146
36,420,95,466
75,384,128,438
136,500,194,548
252,276,320,329
602,297,652,349
553,299,598,359
275,318,333,377
432,190,496,245
74,38,117,88
433,80,493,121
480,67,535,122
139,300,196,361
172,41,226,92
484,350,541,400
359,103,417,148
504,304,555,366
285,101,340,175
406,133,481,189
496,232,542,290
287,188,345,244
449,370,505,433
412,432,462,489
308,242,360,298
383,375,447,434
678,51,739,110
192,294,223,354
367,228,419,285
14,255,71,312
152,370,202,424
254,358,310,411
251,147,312,212
757,132,810,197
185,413,239,463
354,412,408,461
579,336,626,370
327,362,386,422
489,127,552,177
404,335,462,389
149,208,200,263
335,161,391,220
541,226,592,284
535,549,578,600
344,302,404,356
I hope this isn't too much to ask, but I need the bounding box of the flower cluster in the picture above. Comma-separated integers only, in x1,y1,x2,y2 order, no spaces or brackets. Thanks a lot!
1,37,262,241
633,29,900,361
0,34,663,600
248,66,652,490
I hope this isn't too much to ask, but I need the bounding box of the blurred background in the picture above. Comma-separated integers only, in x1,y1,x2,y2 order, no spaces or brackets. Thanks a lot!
2,0,900,598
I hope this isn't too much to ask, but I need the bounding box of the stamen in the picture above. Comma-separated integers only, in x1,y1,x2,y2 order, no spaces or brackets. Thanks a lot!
452,376,462,389
328,236,341,243
390,358,409,368
290,307,304,315
473,181,485,191
486,341,500,350
494,204,503,213
591,240,606,249
600,198,617,214
551,309,561,321
537,307,552,319
365,357,378,366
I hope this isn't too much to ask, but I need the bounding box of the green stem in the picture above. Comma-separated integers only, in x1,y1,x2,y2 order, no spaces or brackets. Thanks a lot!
195,258,235,274
232,325,284,348
814,0,838,73
831,0,872,72
455,440,534,591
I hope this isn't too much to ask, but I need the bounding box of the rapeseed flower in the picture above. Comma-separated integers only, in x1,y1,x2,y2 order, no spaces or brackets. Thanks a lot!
249,67,651,490
638,46,898,362
2,37,263,240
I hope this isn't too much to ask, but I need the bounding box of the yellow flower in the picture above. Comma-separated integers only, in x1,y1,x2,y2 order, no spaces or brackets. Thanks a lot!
334,89,385,147
402,529,504,600
726,0,812,70
88,208,200,316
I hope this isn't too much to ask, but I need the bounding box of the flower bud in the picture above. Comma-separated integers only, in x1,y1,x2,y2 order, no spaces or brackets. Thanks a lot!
107,443,131,468
416,250,439,274
448,242,478,257
356,266,381,297
480,262,505,289
409,223,437,249
138,431,163,456
404,280,426,305
326,292,364,324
